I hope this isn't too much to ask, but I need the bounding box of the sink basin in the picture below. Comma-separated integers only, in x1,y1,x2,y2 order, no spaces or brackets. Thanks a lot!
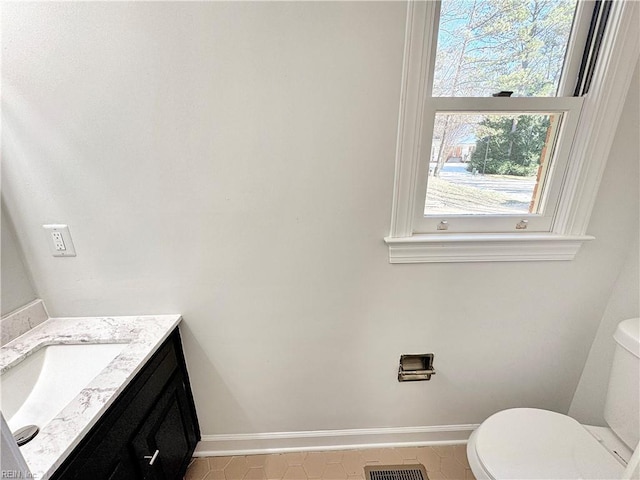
1,343,126,434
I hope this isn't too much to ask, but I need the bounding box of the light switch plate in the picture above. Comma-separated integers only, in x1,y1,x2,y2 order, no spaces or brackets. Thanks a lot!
43,224,76,257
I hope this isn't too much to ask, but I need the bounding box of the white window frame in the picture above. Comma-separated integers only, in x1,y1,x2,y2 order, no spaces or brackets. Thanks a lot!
385,0,639,263
414,98,582,234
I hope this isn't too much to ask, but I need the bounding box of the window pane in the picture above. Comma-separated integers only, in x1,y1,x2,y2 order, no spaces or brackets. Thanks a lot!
433,0,578,97
425,112,560,216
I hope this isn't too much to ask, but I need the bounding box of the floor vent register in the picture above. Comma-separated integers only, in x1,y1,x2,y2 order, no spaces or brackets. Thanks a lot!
364,464,429,480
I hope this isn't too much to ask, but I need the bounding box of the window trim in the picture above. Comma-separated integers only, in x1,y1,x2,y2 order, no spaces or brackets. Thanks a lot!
385,0,639,263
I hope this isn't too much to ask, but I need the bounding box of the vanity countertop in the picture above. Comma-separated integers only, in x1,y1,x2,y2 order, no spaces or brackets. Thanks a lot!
0,314,182,479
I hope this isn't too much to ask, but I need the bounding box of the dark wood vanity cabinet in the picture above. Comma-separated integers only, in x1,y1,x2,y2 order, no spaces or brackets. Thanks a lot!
51,328,200,480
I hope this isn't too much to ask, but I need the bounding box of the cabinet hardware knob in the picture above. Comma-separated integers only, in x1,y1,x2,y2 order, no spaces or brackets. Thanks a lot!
144,449,160,465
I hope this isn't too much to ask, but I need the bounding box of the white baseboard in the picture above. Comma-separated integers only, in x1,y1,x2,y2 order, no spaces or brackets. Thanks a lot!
194,424,479,457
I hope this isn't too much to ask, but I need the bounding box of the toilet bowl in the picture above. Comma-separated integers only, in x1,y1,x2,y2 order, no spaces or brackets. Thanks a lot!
466,408,629,479
467,318,640,480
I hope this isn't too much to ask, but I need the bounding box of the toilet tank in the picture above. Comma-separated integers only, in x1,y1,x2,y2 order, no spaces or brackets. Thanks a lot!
604,317,640,449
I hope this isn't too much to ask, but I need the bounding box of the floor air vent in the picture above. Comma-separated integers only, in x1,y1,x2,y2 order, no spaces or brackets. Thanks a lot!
365,464,428,480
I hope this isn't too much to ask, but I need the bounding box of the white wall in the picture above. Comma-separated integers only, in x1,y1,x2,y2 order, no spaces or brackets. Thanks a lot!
569,63,640,427
570,223,640,424
2,2,638,438
569,236,640,426
1,204,37,315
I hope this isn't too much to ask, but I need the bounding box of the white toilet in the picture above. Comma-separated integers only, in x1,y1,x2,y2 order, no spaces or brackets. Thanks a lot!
467,317,640,480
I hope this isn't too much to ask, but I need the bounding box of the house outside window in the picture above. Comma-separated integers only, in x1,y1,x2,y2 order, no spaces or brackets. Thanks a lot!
385,0,639,263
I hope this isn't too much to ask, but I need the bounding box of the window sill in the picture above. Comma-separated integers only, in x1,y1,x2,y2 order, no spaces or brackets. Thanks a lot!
384,233,594,263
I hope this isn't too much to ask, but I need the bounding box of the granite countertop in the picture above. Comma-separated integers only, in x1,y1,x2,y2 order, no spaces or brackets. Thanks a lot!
0,314,182,479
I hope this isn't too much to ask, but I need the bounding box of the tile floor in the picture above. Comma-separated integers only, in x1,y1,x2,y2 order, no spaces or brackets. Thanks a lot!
184,445,476,480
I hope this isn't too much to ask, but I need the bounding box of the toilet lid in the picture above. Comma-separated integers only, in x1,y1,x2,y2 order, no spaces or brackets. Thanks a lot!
473,408,625,480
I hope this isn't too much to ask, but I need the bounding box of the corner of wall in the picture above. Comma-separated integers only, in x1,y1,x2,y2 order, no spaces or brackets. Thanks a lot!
569,234,640,425
1,202,38,316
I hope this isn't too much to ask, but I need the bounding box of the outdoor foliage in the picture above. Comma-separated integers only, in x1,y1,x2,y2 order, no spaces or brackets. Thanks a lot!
431,0,575,177
466,115,551,176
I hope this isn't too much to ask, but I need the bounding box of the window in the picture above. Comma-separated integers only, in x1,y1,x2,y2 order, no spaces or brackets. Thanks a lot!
385,0,639,263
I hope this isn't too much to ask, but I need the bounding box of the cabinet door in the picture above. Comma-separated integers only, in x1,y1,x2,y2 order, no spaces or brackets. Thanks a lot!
105,457,141,480
66,448,140,480
130,372,199,480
